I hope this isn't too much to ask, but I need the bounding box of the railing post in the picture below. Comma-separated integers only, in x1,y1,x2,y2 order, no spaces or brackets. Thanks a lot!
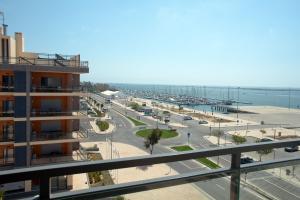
40,176,50,200
230,152,241,200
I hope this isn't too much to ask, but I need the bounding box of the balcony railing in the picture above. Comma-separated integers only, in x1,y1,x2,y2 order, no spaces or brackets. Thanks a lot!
31,131,86,141
0,111,14,117
0,157,14,166
31,150,87,166
0,55,88,69
0,140,299,200
31,110,86,117
0,85,14,92
0,133,14,142
31,86,84,93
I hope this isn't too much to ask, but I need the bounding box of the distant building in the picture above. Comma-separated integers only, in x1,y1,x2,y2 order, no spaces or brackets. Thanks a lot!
100,90,119,100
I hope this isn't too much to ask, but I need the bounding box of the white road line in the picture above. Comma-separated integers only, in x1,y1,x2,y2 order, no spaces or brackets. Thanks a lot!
216,184,225,191
179,161,204,170
263,178,300,199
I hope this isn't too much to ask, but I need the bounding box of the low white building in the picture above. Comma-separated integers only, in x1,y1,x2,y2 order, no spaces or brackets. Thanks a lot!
100,90,119,100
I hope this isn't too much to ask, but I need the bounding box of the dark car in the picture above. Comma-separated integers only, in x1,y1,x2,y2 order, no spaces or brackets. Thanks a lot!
198,120,208,124
284,146,299,152
183,116,193,120
260,138,273,142
240,157,254,164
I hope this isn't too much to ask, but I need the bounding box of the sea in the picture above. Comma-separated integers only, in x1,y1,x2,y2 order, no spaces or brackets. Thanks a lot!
111,83,300,112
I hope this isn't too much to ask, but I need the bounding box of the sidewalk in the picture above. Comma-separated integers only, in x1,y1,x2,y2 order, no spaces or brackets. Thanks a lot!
81,142,210,200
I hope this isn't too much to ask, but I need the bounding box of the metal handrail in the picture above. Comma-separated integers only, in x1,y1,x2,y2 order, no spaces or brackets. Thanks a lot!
30,110,86,117
30,131,81,141
0,140,299,200
0,56,88,68
31,86,83,92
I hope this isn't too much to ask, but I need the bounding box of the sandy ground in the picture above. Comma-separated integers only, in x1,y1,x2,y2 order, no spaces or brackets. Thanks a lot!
229,106,300,126
81,142,210,200
228,127,300,140
239,106,300,114
203,135,233,146
72,173,89,191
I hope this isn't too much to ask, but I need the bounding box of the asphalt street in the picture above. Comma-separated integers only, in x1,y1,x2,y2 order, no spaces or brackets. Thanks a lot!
83,94,300,200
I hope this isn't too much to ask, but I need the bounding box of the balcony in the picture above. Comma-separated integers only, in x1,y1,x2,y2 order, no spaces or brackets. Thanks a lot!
0,140,299,200
30,150,87,166
0,110,14,117
0,54,88,69
31,86,83,93
0,132,14,142
0,157,14,166
31,131,86,142
31,110,84,117
0,85,14,92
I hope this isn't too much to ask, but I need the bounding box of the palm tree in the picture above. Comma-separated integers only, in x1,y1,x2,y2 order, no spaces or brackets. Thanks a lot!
256,139,273,161
144,129,162,154
212,129,224,146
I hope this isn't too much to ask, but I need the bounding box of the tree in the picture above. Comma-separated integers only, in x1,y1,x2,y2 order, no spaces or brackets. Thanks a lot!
144,129,162,154
260,129,266,138
232,135,247,145
212,129,224,146
256,139,273,161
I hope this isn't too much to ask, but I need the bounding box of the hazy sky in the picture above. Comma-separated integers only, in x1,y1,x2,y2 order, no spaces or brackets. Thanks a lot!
2,0,300,87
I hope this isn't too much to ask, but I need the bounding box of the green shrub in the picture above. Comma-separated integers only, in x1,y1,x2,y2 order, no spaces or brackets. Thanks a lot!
232,135,247,144
97,121,109,131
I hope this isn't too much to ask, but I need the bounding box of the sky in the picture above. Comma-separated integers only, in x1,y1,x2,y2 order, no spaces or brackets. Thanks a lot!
1,0,300,87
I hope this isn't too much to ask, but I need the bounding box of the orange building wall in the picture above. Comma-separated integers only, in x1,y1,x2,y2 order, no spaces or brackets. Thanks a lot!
31,72,69,88
31,96,69,111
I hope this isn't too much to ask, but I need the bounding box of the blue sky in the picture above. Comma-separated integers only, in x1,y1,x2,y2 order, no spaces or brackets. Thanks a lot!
2,0,300,87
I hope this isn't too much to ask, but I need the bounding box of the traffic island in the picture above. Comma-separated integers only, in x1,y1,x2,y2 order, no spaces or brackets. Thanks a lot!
136,129,178,139
171,145,220,169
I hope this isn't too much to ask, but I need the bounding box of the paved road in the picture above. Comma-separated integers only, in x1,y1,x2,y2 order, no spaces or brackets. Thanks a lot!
86,94,300,200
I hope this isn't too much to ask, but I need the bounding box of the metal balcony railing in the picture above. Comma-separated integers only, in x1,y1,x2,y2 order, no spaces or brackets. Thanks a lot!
31,131,86,141
31,110,86,117
0,110,14,117
0,157,14,166
31,86,84,93
30,151,86,166
0,54,88,68
0,85,14,92
0,140,299,200
0,133,14,142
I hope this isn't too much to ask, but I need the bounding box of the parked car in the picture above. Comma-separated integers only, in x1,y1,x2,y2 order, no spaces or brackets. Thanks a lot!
240,156,254,164
183,116,193,120
198,120,208,124
260,138,273,142
284,146,299,152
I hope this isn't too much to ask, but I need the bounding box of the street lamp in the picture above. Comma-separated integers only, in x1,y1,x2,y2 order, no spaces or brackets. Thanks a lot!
187,132,191,145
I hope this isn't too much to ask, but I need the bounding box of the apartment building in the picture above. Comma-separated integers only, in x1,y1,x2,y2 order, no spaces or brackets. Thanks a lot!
0,24,89,192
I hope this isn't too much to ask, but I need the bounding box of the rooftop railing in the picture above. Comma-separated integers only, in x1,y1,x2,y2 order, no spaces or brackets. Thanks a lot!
0,54,88,68
0,140,299,200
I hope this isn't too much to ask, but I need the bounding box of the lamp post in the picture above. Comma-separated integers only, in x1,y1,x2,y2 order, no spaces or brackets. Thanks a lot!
187,132,191,145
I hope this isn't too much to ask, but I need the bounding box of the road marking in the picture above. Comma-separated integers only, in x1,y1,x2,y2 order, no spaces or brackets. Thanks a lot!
216,184,225,191
263,178,300,199
179,161,204,170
